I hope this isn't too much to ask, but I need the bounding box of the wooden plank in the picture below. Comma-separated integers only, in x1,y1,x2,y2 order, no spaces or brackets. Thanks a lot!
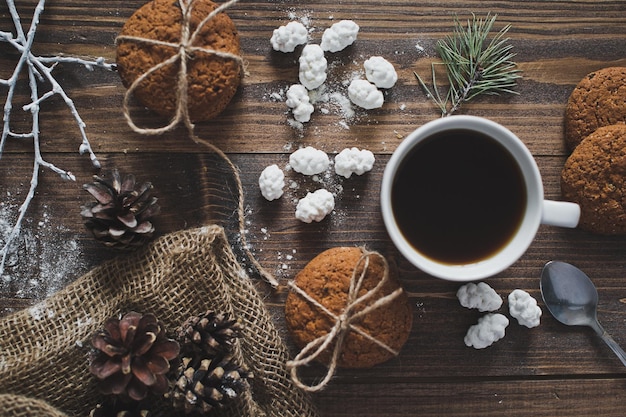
2,152,626,377
1,1,624,154
313,378,626,416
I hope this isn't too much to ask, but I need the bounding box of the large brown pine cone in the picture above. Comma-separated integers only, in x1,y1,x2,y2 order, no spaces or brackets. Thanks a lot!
90,311,180,401
81,169,160,250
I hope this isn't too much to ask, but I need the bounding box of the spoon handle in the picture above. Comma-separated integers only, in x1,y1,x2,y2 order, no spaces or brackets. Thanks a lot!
591,320,626,368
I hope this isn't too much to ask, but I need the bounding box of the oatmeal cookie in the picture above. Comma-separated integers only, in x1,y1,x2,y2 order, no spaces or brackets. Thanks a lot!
285,247,413,368
564,67,626,150
116,0,242,122
561,123,626,234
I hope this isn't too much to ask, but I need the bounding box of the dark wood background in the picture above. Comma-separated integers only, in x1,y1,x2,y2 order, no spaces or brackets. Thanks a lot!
1,0,626,415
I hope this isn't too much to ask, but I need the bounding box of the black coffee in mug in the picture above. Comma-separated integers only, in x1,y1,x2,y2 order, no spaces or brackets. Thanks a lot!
390,128,527,265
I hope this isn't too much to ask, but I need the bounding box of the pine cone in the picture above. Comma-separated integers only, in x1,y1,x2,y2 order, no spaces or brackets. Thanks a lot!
81,169,160,250
177,311,242,356
170,353,253,415
90,311,180,401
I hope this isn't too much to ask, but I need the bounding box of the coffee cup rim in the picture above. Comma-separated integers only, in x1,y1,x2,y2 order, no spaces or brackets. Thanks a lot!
380,115,543,281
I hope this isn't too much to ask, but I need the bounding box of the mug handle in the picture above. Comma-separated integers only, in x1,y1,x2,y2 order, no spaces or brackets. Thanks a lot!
541,200,580,228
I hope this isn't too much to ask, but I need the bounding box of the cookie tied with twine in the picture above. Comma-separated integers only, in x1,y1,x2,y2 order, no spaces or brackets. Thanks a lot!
114,0,278,288
285,247,413,392
116,0,243,130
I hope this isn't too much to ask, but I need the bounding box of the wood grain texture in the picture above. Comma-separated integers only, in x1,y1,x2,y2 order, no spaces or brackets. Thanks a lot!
2,0,626,416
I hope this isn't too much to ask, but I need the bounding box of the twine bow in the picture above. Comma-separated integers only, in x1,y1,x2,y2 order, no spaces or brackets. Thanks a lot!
286,249,404,392
114,0,279,288
115,0,244,135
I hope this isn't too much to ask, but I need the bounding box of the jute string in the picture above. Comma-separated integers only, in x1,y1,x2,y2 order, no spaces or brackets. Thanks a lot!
115,0,278,288
286,249,404,392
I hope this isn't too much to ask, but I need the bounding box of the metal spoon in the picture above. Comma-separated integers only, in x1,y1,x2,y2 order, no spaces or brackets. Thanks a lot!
540,260,626,367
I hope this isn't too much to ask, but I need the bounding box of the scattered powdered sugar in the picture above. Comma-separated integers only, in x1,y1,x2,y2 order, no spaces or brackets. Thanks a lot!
75,315,94,328
28,301,55,321
269,91,285,101
276,249,298,273
0,200,87,309
237,268,250,280
316,88,357,125
234,207,301,278
287,8,313,30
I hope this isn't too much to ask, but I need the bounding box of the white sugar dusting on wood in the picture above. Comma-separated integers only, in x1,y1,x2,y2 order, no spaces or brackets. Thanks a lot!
0,200,87,312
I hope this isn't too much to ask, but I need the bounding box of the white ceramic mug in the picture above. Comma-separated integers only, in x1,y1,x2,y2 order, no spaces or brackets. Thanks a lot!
380,115,580,282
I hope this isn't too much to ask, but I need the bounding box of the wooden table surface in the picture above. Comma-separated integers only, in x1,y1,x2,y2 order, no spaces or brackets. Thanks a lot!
2,0,626,416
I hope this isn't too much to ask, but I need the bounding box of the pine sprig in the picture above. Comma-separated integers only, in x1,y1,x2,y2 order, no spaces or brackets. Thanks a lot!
415,13,522,117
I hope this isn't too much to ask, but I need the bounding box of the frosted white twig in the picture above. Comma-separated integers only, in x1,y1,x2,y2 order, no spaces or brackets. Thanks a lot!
0,0,115,277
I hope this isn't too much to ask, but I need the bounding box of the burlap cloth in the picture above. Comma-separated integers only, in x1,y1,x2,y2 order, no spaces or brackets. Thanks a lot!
0,225,317,417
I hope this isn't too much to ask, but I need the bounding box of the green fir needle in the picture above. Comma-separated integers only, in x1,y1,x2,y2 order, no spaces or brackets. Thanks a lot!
415,13,522,117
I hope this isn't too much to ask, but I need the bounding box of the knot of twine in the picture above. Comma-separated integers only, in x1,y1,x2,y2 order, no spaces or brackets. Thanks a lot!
115,0,244,135
115,0,279,288
286,249,404,392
